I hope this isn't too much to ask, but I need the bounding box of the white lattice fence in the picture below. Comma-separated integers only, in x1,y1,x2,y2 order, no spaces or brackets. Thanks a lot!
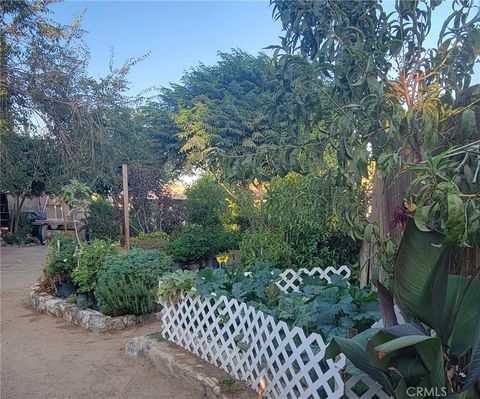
276,266,351,293
161,294,345,398
159,267,390,399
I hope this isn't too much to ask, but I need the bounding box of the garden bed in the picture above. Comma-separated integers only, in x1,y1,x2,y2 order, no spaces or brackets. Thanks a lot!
157,265,391,399
30,283,162,333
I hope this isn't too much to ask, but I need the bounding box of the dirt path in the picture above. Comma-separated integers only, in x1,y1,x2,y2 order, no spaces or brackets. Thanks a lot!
0,245,204,399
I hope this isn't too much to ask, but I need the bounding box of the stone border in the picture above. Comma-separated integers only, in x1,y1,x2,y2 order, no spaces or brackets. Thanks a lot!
125,335,255,399
30,283,162,333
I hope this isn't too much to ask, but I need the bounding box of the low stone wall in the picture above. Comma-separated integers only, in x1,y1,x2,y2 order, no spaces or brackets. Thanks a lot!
30,283,162,333
125,335,255,399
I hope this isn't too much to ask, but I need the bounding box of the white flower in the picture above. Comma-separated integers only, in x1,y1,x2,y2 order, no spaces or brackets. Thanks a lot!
244,272,253,277
63,259,67,262
211,292,217,297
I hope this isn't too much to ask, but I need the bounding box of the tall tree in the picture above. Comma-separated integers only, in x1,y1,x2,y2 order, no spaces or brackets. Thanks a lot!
269,0,480,280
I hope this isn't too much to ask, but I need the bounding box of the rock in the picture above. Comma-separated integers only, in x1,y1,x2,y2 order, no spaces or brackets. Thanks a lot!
31,289,159,333
88,315,113,333
53,307,63,318
45,299,62,314
63,305,77,323
37,300,46,312
111,318,125,330
125,338,140,355
78,310,91,327
126,315,138,327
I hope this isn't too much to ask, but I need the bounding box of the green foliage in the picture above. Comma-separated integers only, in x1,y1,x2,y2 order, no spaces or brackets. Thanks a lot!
268,0,480,278
185,176,229,227
131,231,169,251
45,233,77,277
166,176,239,263
239,227,293,268
95,248,173,316
159,264,380,340
86,198,120,241
96,276,156,317
97,248,173,289
62,179,92,211
2,214,33,244
162,51,282,178
167,225,238,263
72,240,119,294
238,172,361,269
408,149,480,247
326,221,480,396
158,270,196,303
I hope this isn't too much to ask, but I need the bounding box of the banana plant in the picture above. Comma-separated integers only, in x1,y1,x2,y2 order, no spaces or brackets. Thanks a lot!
326,220,480,398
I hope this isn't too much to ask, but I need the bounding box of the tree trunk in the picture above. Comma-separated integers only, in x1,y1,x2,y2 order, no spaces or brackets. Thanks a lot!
361,170,414,286
10,195,27,234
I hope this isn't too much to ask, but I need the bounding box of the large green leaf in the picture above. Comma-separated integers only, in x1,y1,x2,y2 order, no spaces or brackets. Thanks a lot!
375,336,445,390
463,312,480,390
366,330,397,371
444,275,480,357
374,335,436,352
325,329,394,394
393,220,445,327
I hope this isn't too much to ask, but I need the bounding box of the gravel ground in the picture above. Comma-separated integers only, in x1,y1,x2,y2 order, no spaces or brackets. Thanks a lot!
0,245,204,399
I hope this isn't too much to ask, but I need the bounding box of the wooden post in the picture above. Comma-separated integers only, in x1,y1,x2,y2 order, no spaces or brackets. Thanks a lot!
122,164,130,251
62,202,68,233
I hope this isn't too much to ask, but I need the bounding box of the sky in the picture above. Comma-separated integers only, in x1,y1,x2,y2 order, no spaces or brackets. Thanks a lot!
50,0,478,97
50,0,283,96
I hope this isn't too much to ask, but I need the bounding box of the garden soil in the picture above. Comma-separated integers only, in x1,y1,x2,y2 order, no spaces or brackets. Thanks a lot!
0,245,204,399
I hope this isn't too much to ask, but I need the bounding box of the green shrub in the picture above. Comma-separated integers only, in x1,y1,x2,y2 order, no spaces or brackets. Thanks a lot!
3,232,25,245
3,214,34,245
72,240,119,293
86,198,121,241
158,270,195,303
95,248,173,316
96,276,156,316
185,176,228,227
238,172,361,269
45,233,77,277
131,231,168,251
98,248,173,286
167,225,238,263
239,227,294,268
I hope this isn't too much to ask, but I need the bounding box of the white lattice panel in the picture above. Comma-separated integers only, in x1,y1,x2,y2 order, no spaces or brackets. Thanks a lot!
161,295,345,399
276,266,351,293
345,375,391,399
159,265,390,398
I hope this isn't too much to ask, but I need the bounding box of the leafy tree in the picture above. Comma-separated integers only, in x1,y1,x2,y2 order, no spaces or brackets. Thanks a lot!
158,50,280,179
61,179,91,244
1,0,156,193
185,176,228,227
0,132,61,232
268,0,480,279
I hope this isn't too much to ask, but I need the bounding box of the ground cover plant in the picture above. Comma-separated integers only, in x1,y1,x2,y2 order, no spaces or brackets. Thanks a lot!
159,264,380,340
